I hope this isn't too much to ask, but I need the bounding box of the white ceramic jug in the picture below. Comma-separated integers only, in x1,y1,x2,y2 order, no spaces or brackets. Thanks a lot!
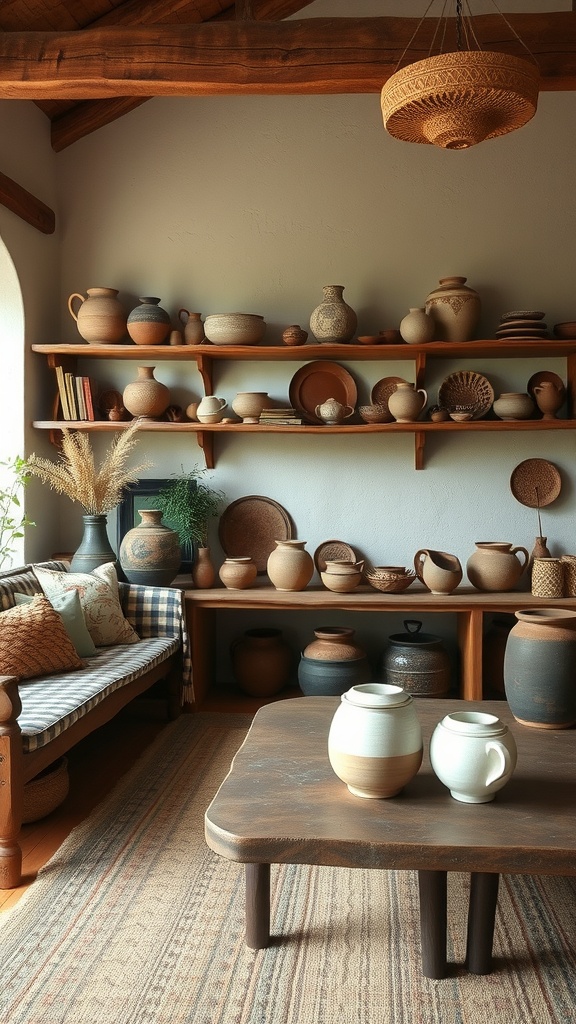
196,395,227,423
429,710,517,803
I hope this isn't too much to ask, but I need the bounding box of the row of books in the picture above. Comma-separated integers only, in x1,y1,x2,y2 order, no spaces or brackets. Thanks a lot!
56,366,97,421
259,407,303,425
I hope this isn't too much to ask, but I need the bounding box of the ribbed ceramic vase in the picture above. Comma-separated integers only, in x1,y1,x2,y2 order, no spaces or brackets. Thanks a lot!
119,509,181,586
122,366,170,419
127,297,171,346
425,276,481,342
231,627,292,697
503,608,576,728
267,540,314,591
309,285,357,343
70,514,117,573
68,287,127,345
328,683,423,798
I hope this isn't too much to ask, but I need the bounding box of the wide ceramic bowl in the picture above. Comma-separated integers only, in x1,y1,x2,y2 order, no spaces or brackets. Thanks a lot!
204,313,266,346
553,321,576,339
359,404,393,424
320,570,362,592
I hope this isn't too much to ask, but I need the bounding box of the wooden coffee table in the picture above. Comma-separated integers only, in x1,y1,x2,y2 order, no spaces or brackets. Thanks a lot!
205,697,576,978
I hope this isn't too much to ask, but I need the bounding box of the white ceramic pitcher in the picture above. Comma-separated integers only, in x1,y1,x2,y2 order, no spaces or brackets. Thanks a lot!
429,711,517,803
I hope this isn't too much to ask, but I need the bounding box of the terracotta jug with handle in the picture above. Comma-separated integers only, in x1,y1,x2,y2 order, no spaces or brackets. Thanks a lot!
467,542,529,593
388,382,428,423
414,548,462,595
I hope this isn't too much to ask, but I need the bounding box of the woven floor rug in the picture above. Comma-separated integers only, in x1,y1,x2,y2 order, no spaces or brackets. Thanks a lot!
1,713,576,1024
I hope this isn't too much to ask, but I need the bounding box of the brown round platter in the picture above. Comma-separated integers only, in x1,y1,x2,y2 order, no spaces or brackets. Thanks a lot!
370,375,408,409
314,539,356,574
288,361,357,424
218,495,294,573
510,459,562,508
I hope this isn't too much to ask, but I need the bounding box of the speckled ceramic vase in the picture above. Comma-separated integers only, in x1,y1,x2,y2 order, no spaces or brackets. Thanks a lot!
328,683,423,798
503,608,576,728
127,297,171,346
122,366,170,419
309,285,357,343
119,509,181,586
231,627,292,697
267,540,314,591
425,276,481,342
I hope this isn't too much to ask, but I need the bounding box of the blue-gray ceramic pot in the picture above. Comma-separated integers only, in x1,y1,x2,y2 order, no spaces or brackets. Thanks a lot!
503,608,576,728
298,653,371,696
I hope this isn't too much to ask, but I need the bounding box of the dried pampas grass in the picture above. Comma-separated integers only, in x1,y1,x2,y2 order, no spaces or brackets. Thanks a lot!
27,420,152,514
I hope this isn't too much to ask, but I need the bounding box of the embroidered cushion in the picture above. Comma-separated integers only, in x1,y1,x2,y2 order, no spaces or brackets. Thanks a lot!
14,589,97,658
0,595,83,680
33,562,140,647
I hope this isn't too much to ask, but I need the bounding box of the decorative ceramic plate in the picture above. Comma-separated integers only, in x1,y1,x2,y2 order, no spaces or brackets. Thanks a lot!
527,370,565,401
500,310,545,322
510,459,562,508
314,539,356,574
218,495,294,573
370,375,408,409
289,361,357,424
438,371,494,419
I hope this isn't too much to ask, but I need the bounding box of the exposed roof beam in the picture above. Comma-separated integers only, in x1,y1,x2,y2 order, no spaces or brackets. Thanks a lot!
1,14,576,101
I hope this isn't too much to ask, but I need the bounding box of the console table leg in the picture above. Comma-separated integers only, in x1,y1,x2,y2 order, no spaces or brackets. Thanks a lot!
245,862,270,949
418,870,447,979
466,871,499,974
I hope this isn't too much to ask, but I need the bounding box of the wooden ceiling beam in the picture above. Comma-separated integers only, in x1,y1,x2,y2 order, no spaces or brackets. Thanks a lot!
1,14,576,101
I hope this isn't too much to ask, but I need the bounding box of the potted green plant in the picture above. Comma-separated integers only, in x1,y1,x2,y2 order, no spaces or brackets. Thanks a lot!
155,468,225,588
0,455,35,570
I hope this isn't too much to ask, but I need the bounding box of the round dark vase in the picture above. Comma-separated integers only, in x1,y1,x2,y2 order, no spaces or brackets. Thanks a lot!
70,514,117,573
119,509,181,586
503,608,576,728
231,628,292,697
381,620,450,697
299,627,370,695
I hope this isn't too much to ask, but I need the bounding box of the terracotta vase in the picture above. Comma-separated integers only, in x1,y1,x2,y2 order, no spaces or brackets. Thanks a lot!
119,509,181,586
425,276,481,342
122,366,170,419
192,546,216,589
266,540,314,591
399,307,435,344
282,325,308,346
231,627,292,696
309,285,357,343
328,683,423,798
533,381,564,420
68,287,127,345
529,535,551,581
127,297,171,346
70,513,117,573
466,541,529,593
218,556,258,590
504,608,576,728
387,382,428,422
178,309,205,345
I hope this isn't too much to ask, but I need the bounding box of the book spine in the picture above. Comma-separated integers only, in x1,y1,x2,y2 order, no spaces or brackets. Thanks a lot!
82,377,96,421
65,372,78,420
55,365,70,420
75,376,87,420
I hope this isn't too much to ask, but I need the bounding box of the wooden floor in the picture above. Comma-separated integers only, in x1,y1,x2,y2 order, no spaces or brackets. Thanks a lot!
0,711,168,912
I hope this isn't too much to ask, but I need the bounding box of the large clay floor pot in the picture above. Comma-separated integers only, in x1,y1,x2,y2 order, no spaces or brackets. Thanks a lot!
504,608,576,728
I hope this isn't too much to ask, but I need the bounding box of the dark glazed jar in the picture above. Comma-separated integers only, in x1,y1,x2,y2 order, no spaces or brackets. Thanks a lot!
231,628,292,698
382,620,450,697
299,627,370,696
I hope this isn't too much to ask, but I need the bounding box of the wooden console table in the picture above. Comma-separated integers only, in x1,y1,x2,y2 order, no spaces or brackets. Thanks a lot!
181,582,576,708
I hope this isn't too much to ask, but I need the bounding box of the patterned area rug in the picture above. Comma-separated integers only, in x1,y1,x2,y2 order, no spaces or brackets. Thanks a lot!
1,713,576,1024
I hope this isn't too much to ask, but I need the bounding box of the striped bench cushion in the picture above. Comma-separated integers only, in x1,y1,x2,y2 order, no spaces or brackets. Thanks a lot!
19,637,179,753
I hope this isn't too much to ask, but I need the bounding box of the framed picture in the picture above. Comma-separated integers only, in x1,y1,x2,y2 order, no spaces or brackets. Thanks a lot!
117,478,194,572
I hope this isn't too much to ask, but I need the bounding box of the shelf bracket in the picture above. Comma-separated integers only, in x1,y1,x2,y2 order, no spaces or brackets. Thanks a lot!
414,430,425,470
195,353,213,397
415,352,427,391
196,430,214,469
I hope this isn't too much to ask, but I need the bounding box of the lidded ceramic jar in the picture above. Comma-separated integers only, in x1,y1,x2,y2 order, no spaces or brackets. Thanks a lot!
68,287,127,345
382,620,450,697
399,307,435,344
178,309,205,345
387,382,428,422
425,276,481,341
119,509,181,586
218,556,258,590
122,366,170,419
127,297,171,346
504,608,576,728
493,392,534,420
314,397,354,424
267,540,314,592
328,683,423,798
466,541,529,593
231,627,292,697
429,711,517,803
309,285,357,343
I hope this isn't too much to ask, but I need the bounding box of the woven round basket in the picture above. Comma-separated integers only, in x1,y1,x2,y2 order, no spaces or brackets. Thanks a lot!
381,50,539,150
23,757,69,824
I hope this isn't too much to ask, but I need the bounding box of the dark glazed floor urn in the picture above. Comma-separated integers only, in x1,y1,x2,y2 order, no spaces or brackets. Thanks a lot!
503,608,576,728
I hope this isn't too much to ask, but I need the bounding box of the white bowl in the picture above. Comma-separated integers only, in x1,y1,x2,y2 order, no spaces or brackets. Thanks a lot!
204,313,266,346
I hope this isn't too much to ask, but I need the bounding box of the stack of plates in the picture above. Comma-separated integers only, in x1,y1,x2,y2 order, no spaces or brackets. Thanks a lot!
495,310,549,341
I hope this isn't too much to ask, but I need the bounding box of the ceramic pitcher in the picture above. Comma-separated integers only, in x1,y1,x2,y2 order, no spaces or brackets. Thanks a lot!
466,542,529,593
414,549,463,595
387,382,428,423
196,396,227,423
429,711,517,803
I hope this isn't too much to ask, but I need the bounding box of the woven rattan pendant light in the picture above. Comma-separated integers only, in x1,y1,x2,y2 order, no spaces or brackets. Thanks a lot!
381,1,540,150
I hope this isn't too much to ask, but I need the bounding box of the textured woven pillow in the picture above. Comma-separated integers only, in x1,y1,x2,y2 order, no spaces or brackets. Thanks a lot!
14,589,97,658
0,595,83,680
33,562,140,647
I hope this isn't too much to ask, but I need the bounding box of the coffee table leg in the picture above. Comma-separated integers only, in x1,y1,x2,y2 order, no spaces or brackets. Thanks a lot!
245,863,271,949
466,872,500,975
418,870,448,979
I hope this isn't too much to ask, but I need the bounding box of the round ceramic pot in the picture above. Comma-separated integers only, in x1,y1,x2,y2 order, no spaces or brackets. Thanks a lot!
467,541,529,593
218,556,258,590
303,626,365,662
399,307,435,344
382,620,450,697
127,297,171,346
267,540,314,591
282,325,308,346
123,366,170,419
493,392,535,420
429,711,517,803
328,683,423,798
309,285,357,343
68,287,127,345
314,398,354,424
425,276,481,342
231,627,292,697
298,653,371,697
503,608,576,728
119,509,181,586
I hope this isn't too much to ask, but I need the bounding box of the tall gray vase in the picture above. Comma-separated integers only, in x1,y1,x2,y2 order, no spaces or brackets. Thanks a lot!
70,514,117,573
